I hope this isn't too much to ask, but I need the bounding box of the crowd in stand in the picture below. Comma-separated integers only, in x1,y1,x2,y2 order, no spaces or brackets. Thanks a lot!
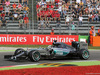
0,0,29,29
36,0,100,29
74,0,100,23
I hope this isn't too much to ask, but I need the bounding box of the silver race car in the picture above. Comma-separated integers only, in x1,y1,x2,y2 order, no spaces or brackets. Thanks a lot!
4,40,90,61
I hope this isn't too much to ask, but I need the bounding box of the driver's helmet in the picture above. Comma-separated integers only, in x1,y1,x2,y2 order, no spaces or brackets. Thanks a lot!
53,40,57,45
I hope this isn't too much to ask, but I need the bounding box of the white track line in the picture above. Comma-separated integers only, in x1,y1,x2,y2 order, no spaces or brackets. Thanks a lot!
13,63,39,67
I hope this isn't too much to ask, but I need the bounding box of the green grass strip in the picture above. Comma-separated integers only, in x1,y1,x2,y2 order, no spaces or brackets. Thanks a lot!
0,65,53,71
0,45,48,48
0,50,15,52
60,61,100,66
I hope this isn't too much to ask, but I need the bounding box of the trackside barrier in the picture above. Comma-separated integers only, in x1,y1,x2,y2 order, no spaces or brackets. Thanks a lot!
79,35,89,43
0,35,78,45
93,36,100,46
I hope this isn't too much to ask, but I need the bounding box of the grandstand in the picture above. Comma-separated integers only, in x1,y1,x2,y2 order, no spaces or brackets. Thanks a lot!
0,0,100,35
0,0,32,34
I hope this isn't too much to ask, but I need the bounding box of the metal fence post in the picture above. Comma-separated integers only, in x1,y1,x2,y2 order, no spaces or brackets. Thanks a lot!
32,0,34,34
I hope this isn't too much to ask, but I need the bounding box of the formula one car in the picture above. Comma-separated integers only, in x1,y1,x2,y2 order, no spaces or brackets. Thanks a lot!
4,40,90,62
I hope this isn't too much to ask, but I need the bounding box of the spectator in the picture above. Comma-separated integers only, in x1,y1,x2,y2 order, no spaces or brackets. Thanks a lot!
89,5,93,13
67,1,71,11
23,12,28,18
92,0,96,6
62,3,66,17
71,22,75,30
72,9,76,18
92,13,95,21
36,2,40,12
86,0,91,7
19,16,24,28
23,15,29,28
13,10,19,20
0,5,3,14
41,0,46,6
5,0,10,6
50,0,55,4
38,18,45,29
58,0,62,6
1,17,7,28
84,6,89,15
23,0,28,5
50,29,54,35
74,3,78,10
69,15,73,22
51,9,56,21
5,6,10,16
65,15,70,29
79,0,84,7
23,5,30,14
97,5,100,15
18,0,23,3
82,0,86,4
88,13,92,22
58,5,63,18
76,0,81,4
65,4,69,12
12,2,17,11
1,12,5,20
63,8,66,18
37,10,41,21
97,27,100,36
92,6,96,13
46,0,50,5
75,5,81,18
9,12,14,20
94,13,99,22
79,14,83,25
97,0,100,7
56,18,60,27
51,3,54,9
44,8,48,23
45,9,50,27
0,0,6,6
18,3,23,11
0,20,2,28
55,10,60,22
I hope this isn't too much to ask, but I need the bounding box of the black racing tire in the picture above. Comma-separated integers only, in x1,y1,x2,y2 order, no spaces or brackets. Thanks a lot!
28,50,41,62
14,48,25,55
79,49,90,60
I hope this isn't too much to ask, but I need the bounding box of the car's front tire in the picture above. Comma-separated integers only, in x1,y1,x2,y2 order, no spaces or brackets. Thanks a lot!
79,49,90,60
28,50,41,62
14,48,25,55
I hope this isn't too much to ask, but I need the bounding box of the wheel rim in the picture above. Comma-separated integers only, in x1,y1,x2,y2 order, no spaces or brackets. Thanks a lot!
33,52,40,61
82,50,89,59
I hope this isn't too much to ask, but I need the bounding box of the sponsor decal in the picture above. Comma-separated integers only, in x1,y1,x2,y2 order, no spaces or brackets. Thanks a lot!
0,35,78,45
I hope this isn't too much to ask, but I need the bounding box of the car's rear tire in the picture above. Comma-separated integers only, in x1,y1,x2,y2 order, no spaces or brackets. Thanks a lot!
28,50,41,62
79,49,90,60
14,48,25,55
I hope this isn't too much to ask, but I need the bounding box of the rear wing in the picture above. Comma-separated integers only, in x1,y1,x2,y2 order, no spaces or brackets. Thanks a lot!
72,41,88,50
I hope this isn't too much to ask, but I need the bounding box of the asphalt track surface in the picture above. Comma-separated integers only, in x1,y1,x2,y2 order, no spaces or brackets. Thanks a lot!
0,50,100,67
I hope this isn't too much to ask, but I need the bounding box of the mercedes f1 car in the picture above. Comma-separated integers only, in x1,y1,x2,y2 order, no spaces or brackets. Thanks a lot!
4,40,90,62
